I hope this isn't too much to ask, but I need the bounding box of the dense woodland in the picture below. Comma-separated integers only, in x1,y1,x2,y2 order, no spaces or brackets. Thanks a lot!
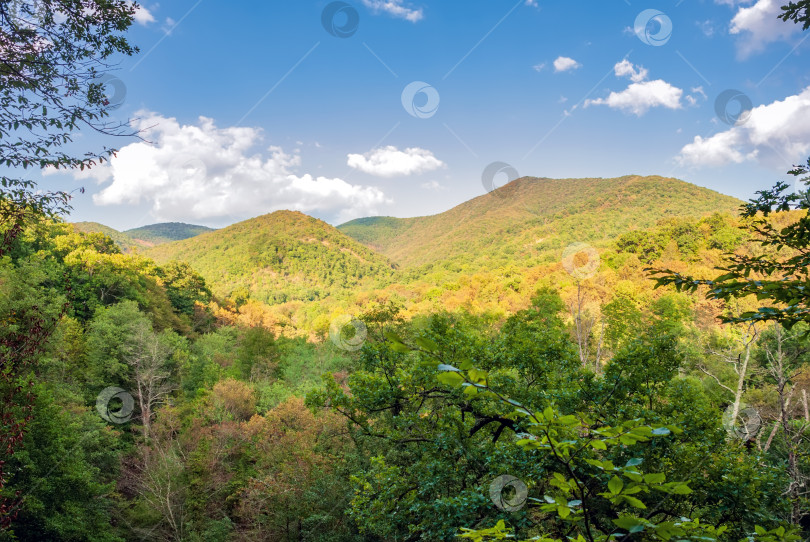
2,1,810,541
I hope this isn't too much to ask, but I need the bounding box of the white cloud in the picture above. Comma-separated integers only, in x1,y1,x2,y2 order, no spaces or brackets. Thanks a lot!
677,86,810,167
525,0,539,7
57,112,389,223
613,59,648,83
685,86,707,106
697,19,716,37
347,146,445,177
553,56,580,72
421,180,447,191
715,0,755,6
361,0,423,22
131,2,155,25
532,62,546,72
585,60,683,116
730,0,801,57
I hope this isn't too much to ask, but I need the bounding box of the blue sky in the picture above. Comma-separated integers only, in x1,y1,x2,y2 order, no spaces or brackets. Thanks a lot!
42,0,810,229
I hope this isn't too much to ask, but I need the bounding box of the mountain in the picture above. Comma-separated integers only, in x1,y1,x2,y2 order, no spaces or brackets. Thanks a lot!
71,221,213,251
125,223,214,246
143,211,397,305
72,222,141,252
338,175,742,268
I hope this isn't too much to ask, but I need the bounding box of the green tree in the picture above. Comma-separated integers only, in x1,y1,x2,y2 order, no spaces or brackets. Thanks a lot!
0,0,138,220
0,385,125,542
157,261,212,317
650,159,810,329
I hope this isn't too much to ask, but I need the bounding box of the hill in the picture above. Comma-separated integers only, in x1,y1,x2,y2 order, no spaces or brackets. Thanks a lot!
338,175,742,269
125,222,215,246
71,221,212,251
72,222,141,252
143,210,397,305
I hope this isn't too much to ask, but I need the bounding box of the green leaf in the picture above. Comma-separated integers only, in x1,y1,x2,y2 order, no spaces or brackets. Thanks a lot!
437,372,465,387
613,517,645,529
671,483,692,495
622,496,646,509
590,440,607,450
389,342,412,353
557,415,578,426
608,476,623,495
414,336,439,352
384,331,405,344
467,368,488,384
644,473,665,484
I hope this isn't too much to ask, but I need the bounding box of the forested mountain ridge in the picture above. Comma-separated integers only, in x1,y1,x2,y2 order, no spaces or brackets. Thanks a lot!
104,177,746,334
124,222,214,245
72,221,213,251
338,175,741,268
143,210,397,306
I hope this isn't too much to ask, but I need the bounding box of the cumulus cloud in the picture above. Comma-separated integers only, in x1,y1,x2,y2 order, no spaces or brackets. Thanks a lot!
730,0,801,57
347,146,445,177
553,56,580,72
54,112,389,223
613,59,648,83
131,2,156,25
677,87,810,167
361,0,423,22
585,60,684,116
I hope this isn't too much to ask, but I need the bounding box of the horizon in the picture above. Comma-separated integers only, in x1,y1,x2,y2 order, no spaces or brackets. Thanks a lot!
31,0,810,231
74,173,748,231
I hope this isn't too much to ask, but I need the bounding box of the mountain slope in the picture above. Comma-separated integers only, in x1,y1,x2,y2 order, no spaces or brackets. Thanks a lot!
72,221,212,251
143,211,396,305
72,222,141,252
338,175,742,268
125,223,214,246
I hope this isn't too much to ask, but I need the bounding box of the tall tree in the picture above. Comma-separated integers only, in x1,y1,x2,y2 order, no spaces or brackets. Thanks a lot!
0,1,139,529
